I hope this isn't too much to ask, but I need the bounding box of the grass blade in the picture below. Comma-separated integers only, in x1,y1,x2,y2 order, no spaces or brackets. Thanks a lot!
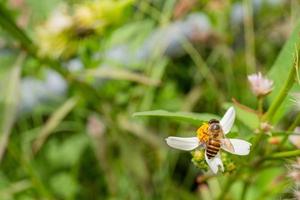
83,67,160,86
266,20,300,122
0,3,35,53
0,53,25,162
32,97,78,154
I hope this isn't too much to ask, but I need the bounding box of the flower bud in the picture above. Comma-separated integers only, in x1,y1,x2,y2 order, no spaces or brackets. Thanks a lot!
191,150,209,171
268,136,281,145
191,151,236,174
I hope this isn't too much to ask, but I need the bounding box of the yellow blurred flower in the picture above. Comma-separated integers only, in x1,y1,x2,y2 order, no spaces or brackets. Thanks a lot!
35,0,134,59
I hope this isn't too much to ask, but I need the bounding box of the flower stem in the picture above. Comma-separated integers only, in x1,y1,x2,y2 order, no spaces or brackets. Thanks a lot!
266,149,300,159
263,50,299,122
243,0,256,73
257,97,264,123
241,180,250,200
258,97,264,117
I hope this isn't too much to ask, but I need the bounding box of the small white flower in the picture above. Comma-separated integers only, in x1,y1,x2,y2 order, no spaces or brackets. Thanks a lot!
46,6,73,34
291,93,300,111
165,107,251,174
248,72,273,97
289,127,300,149
288,158,300,185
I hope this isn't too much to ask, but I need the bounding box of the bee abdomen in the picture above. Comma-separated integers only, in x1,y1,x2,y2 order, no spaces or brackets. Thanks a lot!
206,139,221,159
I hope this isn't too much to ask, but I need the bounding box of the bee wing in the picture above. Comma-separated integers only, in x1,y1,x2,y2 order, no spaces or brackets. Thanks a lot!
221,138,235,152
221,138,251,155
165,137,201,151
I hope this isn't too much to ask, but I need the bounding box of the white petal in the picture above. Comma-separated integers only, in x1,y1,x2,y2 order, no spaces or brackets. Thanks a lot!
165,137,200,151
289,134,300,149
289,128,300,148
221,139,251,155
220,107,235,135
205,152,224,174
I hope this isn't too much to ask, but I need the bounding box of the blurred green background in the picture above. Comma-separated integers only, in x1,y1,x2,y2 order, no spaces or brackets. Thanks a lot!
0,0,299,199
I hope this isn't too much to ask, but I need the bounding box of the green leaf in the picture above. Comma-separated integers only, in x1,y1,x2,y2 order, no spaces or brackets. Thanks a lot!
0,54,24,162
133,110,218,125
223,103,259,130
82,67,159,86
236,109,259,130
46,134,89,168
267,20,300,123
50,172,78,199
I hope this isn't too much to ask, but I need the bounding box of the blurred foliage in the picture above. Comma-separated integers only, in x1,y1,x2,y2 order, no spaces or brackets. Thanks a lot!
0,0,299,199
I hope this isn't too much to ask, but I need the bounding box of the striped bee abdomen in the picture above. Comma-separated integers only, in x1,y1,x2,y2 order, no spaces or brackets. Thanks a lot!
206,139,221,159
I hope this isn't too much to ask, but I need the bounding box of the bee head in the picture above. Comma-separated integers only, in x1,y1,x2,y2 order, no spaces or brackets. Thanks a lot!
208,119,220,125
208,119,221,136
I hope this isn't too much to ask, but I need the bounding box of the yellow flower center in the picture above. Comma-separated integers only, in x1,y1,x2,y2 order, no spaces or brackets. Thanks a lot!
197,123,209,143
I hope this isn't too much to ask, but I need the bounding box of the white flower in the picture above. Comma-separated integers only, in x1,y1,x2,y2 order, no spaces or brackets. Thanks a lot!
289,127,300,149
291,93,300,111
165,107,251,174
247,72,273,97
46,6,73,34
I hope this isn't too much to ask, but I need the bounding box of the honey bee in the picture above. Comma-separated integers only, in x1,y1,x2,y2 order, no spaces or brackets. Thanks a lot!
205,119,234,159
165,107,252,174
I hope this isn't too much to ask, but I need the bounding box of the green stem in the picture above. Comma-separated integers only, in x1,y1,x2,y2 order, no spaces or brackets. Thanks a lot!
243,0,256,73
258,97,264,120
250,130,265,157
266,149,300,159
241,180,250,200
263,54,298,122
181,38,225,104
0,3,35,54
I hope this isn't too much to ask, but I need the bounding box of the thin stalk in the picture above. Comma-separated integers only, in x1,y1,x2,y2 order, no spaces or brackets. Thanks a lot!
0,179,31,198
160,0,176,25
250,97,266,154
263,53,299,122
0,4,35,53
250,130,265,158
243,0,256,73
258,97,264,119
241,180,250,200
266,149,300,159
181,39,219,90
181,38,225,103
136,1,161,22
